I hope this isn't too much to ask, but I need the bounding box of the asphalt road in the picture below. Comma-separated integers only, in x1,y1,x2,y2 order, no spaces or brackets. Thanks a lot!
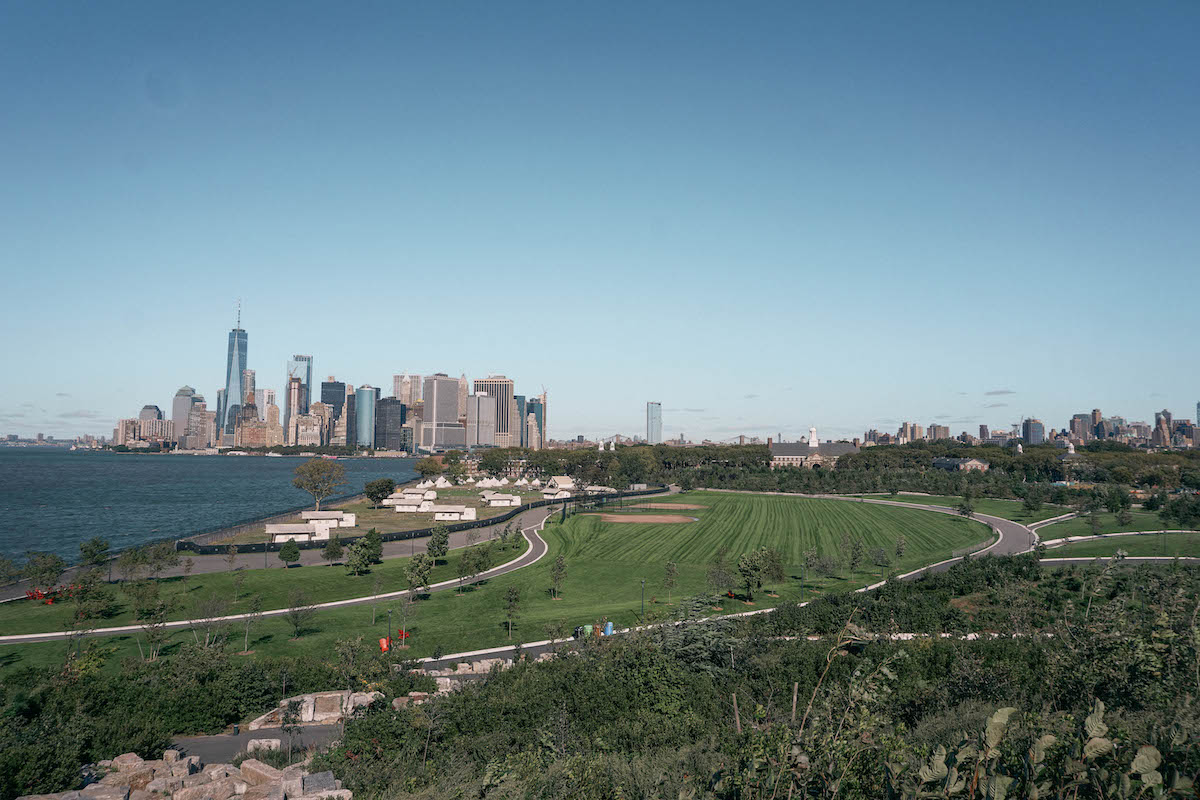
173,724,341,765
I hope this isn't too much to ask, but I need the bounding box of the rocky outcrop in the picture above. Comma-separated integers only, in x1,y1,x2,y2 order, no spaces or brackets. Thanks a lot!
17,749,348,800
247,690,383,730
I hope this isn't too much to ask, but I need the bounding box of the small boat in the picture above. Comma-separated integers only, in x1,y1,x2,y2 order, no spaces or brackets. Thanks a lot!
265,452,283,457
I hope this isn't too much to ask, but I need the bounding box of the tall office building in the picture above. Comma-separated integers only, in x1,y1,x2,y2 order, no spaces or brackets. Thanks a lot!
140,405,163,421
219,319,248,440
458,374,468,422
514,395,527,447
242,369,256,398
1022,418,1045,445
526,393,547,450
421,374,466,450
284,355,313,431
647,402,663,444
355,386,377,447
466,393,497,447
374,397,408,450
171,387,196,443
979,424,989,440
321,378,347,422
285,377,303,445
393,373,423,407
927,424,950,440
253,390,266,420
472,376,516,447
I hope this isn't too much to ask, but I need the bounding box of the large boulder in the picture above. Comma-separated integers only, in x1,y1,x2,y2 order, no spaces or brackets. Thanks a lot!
239,759,283,787
79,787,129,800
246,738,281,754
202,764,241,779
173,777,240,800
297,791,352,800
280,767,306,799
110,754,144,772
241,785,284,800
144,777,183,795
180,773,212,788
162,750,182,764
123,768,156,792
301,772,338,795
15,794,82,800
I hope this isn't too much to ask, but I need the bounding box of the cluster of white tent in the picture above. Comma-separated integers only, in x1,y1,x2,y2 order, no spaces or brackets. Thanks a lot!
267,510,358,543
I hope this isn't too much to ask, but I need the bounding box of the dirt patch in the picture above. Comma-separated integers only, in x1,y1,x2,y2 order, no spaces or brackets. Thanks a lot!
625,502,707,510
591,513,697,524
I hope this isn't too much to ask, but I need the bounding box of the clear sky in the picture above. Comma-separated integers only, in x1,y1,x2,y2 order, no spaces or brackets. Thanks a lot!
2,1,1197,442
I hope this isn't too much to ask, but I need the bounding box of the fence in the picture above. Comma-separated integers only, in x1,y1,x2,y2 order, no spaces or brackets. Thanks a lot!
175,485,670,556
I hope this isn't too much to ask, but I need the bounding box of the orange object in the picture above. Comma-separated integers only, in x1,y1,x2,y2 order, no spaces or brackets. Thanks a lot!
379,637,390,653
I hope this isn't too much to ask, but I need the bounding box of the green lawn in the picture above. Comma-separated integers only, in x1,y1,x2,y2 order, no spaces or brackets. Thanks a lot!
0,537,527,635
857,494,1065,524
1048,532,1200,559
1,491,991,678
1037,509,1175,540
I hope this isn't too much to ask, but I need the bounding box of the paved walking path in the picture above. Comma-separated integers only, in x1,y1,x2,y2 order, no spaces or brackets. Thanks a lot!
0,510,555,644
173,724,340,765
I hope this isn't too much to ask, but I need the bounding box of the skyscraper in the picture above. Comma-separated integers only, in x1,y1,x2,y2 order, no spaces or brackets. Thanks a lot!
466,393,497,447
171,387,196,443
472,376,516,447
140,405,163,421
526,393,547,450
1021,418,1045,445
285,377,303,445
514,395,526,447
355,385,377,447
321,378,347,422
647,402,663,444
393,373,422,407
458,374,468,422
219,318,248,440
422,374,466,450
284,355,313,431
374,397,408,450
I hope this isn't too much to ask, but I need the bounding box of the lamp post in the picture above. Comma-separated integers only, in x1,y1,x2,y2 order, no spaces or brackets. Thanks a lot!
388,608,393,657
640,578,646,617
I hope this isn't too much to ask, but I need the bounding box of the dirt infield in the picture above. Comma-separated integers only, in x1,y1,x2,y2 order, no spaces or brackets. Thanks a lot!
625,503,706,510
591,513,697,524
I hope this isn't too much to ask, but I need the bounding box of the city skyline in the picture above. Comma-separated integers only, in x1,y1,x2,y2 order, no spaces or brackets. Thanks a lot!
2,4,1198,441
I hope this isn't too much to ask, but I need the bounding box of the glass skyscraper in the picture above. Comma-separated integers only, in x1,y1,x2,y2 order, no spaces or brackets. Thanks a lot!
284,355,313,428
514,395,526,447
647,401,663,444
355,386,377,447
220,326,248,437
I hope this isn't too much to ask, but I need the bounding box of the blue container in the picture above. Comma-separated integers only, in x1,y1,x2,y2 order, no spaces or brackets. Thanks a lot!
603,622,614,636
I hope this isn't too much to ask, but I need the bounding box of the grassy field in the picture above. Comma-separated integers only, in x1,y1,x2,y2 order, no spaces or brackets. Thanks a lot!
855,494,1065,524
214,487,544,544
0,491,991,678
0,536,528,635
1037,509,1175,539
1048,532,1200,559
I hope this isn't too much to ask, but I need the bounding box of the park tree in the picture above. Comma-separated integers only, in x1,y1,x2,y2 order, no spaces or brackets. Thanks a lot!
345,540,372,576
504,586,521,638
737,549,765,601
362,528,383,563
241,594,264,653
0,556,19,586
406,553,433,596
278,540,301,568
427,526,450,563
224,545,239,585
456,549,475,594
1105,485,1132,515
895,536,907,558
849,539,866,572
23,551,66,590
1117,507,1134,527
145,541,181,580
322,534,344,567
1089,511,1103,536
285,589,317,638
551,554,567,599
396,592,420,643
117,547,148,582
182,557,195,586
364,478,395,508
293,458,347,510
281,700,302,759
707,545,735,596
414,457,442,479
447,461,468,484
79,536,110,570
1022,487,1044,513
761,547,785,593
957,497,975,518
69,569,113,643
663,560,678,604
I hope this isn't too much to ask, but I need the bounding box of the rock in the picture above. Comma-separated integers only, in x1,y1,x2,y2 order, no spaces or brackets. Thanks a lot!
111,754,144,772
162,750,181,764
144,777,184,794
297,791,352,800
181,773,212,788
280,767,306,799
183,756,202,772
15,794,81,800
311,692,345,722
240,784,283,800
348,691,383,711
435,677,454,693
173,777,239,800
97,774,129,788
170,761,198,778
301,772,337,795
79,786,130,800
246,738,281,754
202,764,240,779
124,768,156,791
238,759,283,787
129,792,153,800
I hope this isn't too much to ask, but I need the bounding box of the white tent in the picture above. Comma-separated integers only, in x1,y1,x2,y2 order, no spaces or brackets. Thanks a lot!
416,479,434,489
514,477,529,487
434,476,452,488
498,477,509,485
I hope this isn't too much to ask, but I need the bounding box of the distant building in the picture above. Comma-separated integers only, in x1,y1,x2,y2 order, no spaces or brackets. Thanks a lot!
219,321,248,441
526,394,547,451
284,377,303,444
138,417,173,441
139,405,163,422
979,424,989,440
183,399,215,449
171,387,197,443
355,386,377,447
114,418,140,446
932,457,990,472
421,374,465,450
514,395,526,447
769,428,858,468
1021,418,1045,445
927,424,951,440
466,393,497,447
473,376,517,447
646,402,663,444
374,397,408,450
284,355,313,431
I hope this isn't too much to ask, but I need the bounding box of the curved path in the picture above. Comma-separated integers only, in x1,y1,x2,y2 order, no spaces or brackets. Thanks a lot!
0,509,555,645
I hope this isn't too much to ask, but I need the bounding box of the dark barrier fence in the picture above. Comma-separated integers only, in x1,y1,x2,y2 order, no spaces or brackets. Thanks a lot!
176,485,670,556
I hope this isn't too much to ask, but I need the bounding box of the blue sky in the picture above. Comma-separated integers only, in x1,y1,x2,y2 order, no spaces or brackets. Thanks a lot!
2,2,1197,442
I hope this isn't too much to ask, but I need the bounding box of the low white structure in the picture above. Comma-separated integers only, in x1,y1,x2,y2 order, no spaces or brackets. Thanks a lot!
542,489,572,500
548,476,575,491
392,498,431,513
430,505,476,521
267,523,328,543
301,510,357,527
584,485,617,494
486,493,521,507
